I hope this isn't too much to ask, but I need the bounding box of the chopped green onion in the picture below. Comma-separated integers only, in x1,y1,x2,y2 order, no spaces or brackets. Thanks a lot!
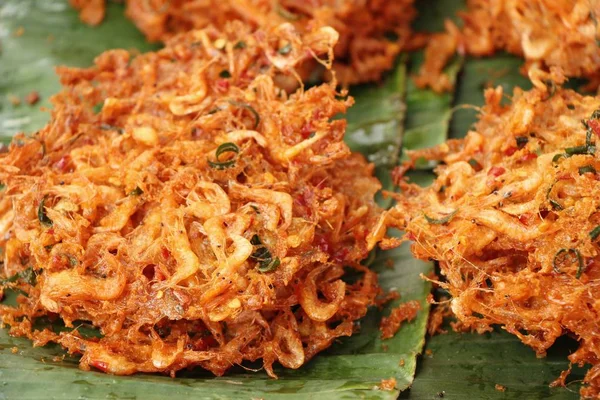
278,43,292,55
423,209,458,225
99,124,124,134
93,102,103,114
546,182,563,211
234,41,246,49
0,182,5,191
383,31,399,42
590,225,600,241
565,145,590,155
65,254,78,267
553,248,585,278
579,165,596,175
249,234,280,273
219,70,232,78
0,267,36,286
515,136,529,148
38,195,53,227
228,100,260,129
208,142,240,170
552,153,567,163
276,5,300,20
129,186,144,196
468,158,482,171
542,80,556,101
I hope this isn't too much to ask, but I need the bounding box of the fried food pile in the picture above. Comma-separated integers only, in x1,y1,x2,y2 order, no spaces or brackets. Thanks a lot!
415,0,600,92
70,0,416,85
377,74,600,397
0,22,384,377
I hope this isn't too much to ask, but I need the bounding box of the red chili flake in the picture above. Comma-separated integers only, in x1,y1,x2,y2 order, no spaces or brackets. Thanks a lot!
194,335,218,351
315,235,331,253
47,228,55,235
488,166,506,177
504,147,517,156
54,155,71,172
191,127,203,138
161,247,170,260
520,152,538,162
215,79,230,92
300,122,313,139
25,91,40,105
312,109,324,120
589,119,600,137
332,248,349,263
518,214,532,225
557,172,572,181
406,232,416,241
89,360,109,372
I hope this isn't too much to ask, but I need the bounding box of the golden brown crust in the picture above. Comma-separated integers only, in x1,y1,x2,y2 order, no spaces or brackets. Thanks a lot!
0,23,383,377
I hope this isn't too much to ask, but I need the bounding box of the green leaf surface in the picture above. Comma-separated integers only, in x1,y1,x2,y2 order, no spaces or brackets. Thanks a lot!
401,331,583,399
450,54,531,139
400,0,465,168
0,0,159,139
344,59,407,197
401,53,462,168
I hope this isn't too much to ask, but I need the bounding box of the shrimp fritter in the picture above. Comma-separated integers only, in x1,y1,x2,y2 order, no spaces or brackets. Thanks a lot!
72,0,416,85
376,72,600,397
0,22,383,378
415,0,600,92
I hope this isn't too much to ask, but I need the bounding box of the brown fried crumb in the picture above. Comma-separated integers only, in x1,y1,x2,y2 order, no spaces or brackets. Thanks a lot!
10,347,18,354
379,378,397,391
25,91,40,106
495,384,506,392
376,290,401,309
13,27,24,37
8,94,20,106
380,300,421,339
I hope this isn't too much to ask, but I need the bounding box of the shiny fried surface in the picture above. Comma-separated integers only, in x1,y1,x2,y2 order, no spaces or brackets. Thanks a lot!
380,76,600,396
73,0,416,85
0,23,383,377
416,0,600,92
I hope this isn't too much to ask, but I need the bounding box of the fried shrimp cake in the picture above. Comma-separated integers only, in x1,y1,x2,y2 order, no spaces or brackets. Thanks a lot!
0,22,383,378
375,72,600,397
72,0,416,85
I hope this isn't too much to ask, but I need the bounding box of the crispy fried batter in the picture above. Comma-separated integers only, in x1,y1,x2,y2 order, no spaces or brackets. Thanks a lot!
416,0,600,92
70,0,105,26
0,23,383,378
379,71,600,396
73,0,416,85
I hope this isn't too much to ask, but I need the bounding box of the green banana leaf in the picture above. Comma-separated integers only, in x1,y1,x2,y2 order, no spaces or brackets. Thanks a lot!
0,1,432,399
344,59,406,199
450,54,531,139
400,0,464,168
400,330,585,399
